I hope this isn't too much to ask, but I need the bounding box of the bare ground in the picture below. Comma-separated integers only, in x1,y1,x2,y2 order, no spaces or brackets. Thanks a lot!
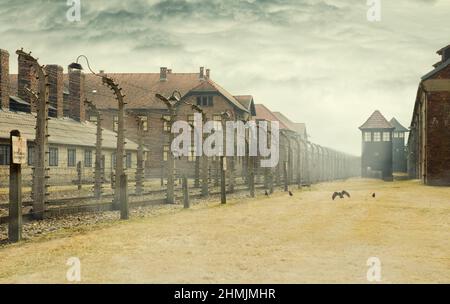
0,178,449,283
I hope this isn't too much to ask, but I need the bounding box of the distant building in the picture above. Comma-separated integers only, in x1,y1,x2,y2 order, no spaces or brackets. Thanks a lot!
389,117,408,173
408,44,450,186
359,110,394,181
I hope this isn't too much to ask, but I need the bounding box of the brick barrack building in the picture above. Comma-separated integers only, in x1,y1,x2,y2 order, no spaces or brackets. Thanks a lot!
408,44,450,186
0,47,315,186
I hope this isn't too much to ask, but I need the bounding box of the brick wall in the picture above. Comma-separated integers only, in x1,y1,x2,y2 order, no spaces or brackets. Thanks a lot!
425,90,450,185
0,49,9,110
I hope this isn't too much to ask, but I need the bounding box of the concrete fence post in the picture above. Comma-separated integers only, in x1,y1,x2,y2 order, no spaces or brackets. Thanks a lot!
119,173,129,220
9,130,23,242
182,175,190,209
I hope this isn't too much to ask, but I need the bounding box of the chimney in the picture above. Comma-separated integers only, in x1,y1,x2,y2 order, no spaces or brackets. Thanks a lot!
68,67,85,122
0,49,9,110
18,51,38,112
442,48,450,62
206,68,210,79
167,68,172,74
199,67,205,79
45,65,64,118
160,67,167,81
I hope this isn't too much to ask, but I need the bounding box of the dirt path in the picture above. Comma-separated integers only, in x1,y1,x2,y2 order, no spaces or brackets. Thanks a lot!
0,179,449,283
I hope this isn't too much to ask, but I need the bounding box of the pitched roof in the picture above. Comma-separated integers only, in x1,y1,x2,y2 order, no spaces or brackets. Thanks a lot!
272,112,308,139
10,72,250,113
421,58,450,80
189,79,248,112
234,95,256,115
84,73,203,110
359,110,394,130
389,117,409,132
0,109,142,150
437,44,450,55
253,104,288,129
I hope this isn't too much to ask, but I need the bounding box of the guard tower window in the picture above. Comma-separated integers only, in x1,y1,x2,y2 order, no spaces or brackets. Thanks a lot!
373,132,381,142
393,132,399,138
399,133,404,138
364,132,372,142
382,132,390,142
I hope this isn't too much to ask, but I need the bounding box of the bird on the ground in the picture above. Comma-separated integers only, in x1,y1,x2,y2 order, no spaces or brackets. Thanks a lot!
332,190,351,200
288,191,293,196
372,193,376,198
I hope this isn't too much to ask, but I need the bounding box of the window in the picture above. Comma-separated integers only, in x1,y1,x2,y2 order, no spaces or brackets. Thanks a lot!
67,148,76,167
89,115,98,123
28,145,34,166
113,115,118,132
196,95,213,107
162,115,171,132
49,147,59,166
163,145,169,161
364,132,371,142
393,132,399,138
383,132,390,142
84,150,93,167
399,133,404,138
111,153,116,168
0,145,10,165
138,116,148,131
373,132,381,142
126,152,132,169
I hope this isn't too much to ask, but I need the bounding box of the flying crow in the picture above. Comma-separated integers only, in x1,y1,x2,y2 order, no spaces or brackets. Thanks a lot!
332,190,351,200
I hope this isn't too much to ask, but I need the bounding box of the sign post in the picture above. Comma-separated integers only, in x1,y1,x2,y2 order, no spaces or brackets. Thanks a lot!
9,130,25,242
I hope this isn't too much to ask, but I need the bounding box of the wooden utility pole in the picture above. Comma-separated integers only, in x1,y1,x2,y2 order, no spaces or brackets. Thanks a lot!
9,130,24,242
17,49,49,220
85,99,103,199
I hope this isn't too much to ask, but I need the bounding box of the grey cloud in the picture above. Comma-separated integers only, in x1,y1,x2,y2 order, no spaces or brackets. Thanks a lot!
0,0,449,154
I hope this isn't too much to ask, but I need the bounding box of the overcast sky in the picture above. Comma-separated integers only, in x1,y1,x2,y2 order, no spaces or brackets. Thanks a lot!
0,0,449,154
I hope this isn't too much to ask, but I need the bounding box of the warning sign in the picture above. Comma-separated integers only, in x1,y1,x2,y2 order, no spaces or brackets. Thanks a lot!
11,136,27,165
